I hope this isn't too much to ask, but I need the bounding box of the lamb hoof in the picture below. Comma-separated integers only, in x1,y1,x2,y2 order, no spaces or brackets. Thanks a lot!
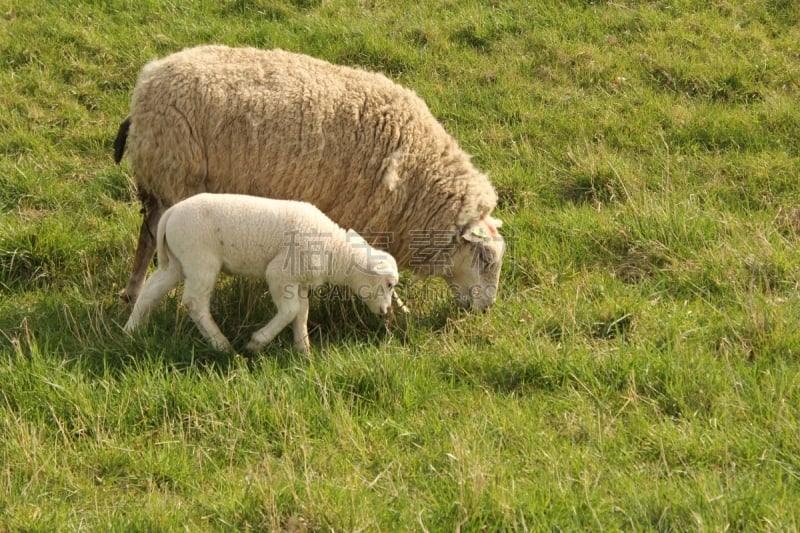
208,337,234,353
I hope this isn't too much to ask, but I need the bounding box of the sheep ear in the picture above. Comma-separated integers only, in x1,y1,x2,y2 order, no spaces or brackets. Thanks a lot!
463,217,503,243
487,216,503,229
462,222,489,243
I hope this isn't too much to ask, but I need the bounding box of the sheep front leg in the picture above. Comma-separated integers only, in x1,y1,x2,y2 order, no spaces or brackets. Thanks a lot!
182,269,232,353
245,282,302,355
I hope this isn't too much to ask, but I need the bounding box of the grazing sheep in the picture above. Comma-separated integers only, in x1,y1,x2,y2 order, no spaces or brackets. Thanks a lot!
114,45,505,311
123,193,400,355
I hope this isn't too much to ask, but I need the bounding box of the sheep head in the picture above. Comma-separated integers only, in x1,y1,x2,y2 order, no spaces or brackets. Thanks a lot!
444,216,505,311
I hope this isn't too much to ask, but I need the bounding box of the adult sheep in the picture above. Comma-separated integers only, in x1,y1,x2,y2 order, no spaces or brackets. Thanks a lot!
114,45,505,310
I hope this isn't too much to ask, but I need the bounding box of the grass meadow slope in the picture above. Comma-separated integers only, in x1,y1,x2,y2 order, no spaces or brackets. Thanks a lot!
2,0,800,530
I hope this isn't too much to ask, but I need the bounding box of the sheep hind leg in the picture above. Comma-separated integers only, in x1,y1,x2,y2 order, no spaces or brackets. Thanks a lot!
123,262,183,333
245,283,302,355
182,270,232,353
121,191,163,304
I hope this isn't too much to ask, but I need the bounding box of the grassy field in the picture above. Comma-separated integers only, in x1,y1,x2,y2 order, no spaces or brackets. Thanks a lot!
2,0,800,530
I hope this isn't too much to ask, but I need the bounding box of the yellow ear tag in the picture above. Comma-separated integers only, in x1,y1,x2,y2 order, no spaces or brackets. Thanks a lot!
471,226,487,239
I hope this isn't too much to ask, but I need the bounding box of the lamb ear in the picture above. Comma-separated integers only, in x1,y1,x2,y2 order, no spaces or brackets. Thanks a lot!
370,259,397,276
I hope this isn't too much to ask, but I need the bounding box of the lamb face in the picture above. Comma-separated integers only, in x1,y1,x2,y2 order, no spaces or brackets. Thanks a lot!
358,269,399,316
346,233,400,315
444,217,505,311
354,260,400,316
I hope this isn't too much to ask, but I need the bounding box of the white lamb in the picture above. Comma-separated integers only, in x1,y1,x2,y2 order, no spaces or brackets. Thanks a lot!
123,193,400,355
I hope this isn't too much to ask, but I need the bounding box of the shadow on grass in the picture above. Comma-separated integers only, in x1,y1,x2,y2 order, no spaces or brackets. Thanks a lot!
0,276,457,378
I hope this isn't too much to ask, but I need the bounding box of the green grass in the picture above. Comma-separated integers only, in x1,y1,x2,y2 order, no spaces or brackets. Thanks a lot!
2,0,800,529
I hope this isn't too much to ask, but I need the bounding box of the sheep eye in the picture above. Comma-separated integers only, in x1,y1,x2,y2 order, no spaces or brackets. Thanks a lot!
386,281,394,290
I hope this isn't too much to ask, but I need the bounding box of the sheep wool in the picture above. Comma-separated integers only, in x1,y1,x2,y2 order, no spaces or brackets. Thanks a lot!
116,45,505,310
123,193,400,354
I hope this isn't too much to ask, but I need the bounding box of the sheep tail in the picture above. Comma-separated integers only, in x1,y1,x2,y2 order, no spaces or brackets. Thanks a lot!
113,116,131,163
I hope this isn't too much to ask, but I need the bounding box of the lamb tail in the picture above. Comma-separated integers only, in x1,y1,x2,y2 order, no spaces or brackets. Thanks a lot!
155,207,172,270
